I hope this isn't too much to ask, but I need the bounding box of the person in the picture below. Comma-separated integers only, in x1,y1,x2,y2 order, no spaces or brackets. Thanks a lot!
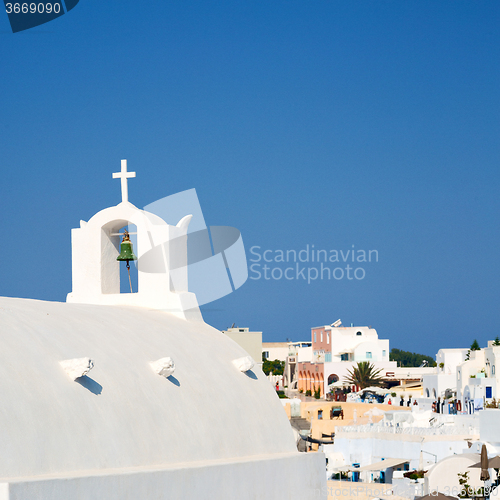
388,399,392,405
413,399,418,406
275,382,279,391
432,401,437,412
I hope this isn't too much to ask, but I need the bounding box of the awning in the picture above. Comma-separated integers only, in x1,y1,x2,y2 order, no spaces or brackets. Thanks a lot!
356,458,409,472
332,465,353,473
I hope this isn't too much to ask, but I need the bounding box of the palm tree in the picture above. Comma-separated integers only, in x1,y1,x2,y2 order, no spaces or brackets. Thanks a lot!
343,361,385,390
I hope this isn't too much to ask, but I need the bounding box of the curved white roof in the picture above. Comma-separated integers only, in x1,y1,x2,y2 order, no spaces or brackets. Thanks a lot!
0,297,296,480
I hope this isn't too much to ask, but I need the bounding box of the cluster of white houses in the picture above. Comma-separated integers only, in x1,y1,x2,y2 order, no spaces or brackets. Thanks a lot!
263,321,500,409
262,324,500,497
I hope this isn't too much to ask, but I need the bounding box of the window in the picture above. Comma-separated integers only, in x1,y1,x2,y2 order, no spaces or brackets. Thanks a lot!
366,352,372,359
327,332,330,344
314,332,316,343
356,331,362,336
493,365,496,375
382,350,386,357
486,387,492,399
341,353,349,361
263,351,269,359
327,374,339,384
318,410,323,420
321,331,323,343
325,353,332,362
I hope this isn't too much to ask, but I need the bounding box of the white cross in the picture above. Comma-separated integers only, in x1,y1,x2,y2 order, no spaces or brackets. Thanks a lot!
112,159,136,203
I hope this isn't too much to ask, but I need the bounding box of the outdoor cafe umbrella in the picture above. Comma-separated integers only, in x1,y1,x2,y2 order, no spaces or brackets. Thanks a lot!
486,455,500,468
480,444,490,481
468,444,490,481
330,380,348,388
359,386,386,394
469,452,500,471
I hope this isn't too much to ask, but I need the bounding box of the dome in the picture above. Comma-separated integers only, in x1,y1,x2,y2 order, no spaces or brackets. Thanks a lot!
0,296,297,478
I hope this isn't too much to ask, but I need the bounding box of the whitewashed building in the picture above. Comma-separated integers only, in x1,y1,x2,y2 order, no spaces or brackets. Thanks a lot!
262,342,290,362
320,325,396,390
422,348,468,400
458,342,500,409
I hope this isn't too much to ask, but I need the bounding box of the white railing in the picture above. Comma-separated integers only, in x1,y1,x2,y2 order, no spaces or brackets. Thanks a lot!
337,424,478,436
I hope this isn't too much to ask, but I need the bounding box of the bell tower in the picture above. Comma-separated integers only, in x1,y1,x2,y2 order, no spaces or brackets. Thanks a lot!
66,160,202,321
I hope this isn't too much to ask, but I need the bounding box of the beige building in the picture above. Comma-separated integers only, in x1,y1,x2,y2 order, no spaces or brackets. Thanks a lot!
222,327,262,364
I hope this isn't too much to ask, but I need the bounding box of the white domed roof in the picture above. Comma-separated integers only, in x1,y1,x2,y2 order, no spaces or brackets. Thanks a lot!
0,296,296,480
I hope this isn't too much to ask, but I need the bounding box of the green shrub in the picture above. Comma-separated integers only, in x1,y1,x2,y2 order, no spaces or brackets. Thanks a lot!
305,390,312,397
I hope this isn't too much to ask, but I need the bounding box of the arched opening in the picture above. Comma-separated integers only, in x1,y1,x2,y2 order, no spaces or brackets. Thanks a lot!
328,374,339,385
100,221,139,295
298,371,304,392
118,224,138,293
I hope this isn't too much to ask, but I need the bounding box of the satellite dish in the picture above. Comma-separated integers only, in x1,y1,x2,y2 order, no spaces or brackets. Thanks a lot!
231,323,235,328
331,319,342,327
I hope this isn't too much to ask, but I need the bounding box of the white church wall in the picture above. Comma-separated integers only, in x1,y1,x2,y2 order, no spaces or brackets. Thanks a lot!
2,453,326,500
0,295,328,499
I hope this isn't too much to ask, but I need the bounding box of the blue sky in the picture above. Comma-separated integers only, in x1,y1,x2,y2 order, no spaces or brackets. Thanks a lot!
0,1,498,357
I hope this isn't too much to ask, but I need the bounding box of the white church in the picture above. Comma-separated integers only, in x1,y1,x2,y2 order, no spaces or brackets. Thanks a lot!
0,161,326,499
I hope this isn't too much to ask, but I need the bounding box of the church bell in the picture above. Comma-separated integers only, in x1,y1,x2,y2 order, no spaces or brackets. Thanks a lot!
117,231,137,264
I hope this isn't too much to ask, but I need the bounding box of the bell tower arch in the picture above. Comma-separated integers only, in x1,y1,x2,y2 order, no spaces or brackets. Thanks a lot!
66,161,201,321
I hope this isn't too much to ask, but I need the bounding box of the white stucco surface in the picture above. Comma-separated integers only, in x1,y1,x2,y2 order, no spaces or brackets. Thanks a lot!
425,453,483,496
0,296,305,478
1,453,326,500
